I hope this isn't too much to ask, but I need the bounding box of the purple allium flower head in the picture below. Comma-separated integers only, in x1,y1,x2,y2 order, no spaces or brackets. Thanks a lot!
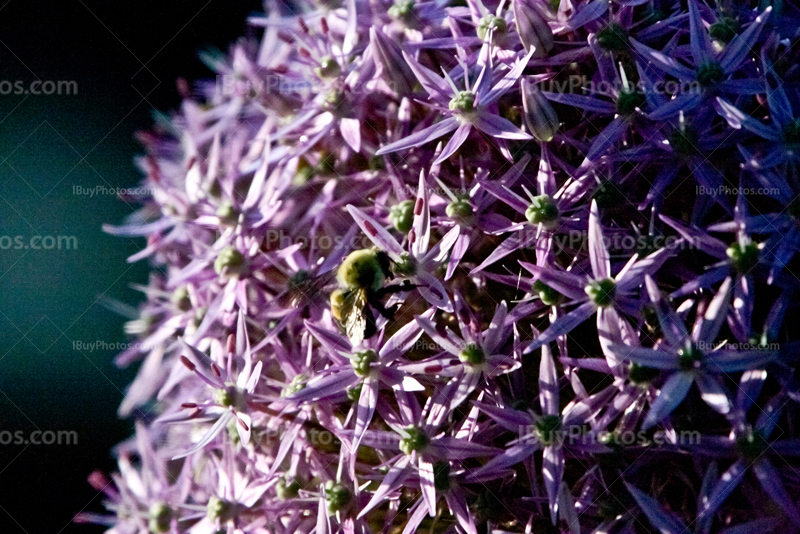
82,0,800,532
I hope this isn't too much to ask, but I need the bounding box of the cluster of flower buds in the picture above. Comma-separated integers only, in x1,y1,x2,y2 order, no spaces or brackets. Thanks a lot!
79,0,800,532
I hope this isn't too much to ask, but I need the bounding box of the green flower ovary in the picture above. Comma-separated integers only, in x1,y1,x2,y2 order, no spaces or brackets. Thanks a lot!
668,126,699,156
629,363,660,384
346,382,363,401
325,482,352,513
214,385,244,409
392,252,417,276
315,56,341,79
709,16,740,43
388,0,414,19
389,200,415,233
536,414,562,445
446,198,474,219
148,502,174,534
677,344,704,371
216,201,238,225
726,242,759,273
477,15,507,41
697,61,725,87
616,90,645,116
206,496,232,522
533,280,564,306
459,343,486,365
585,278,616,307
171,286,192,312
525,194,559,226
399,425,430,454
214,246,246,276
276,478,301,500
337,249,386,291
736,428,769,459
784,120,800,144
352,349,378,378
283,374,308,396
449,90,476,114
596,23,629,52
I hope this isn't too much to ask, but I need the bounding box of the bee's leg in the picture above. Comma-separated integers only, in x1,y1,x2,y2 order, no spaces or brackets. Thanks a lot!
376,282,418,298
371,300,400,321
364,306,377,339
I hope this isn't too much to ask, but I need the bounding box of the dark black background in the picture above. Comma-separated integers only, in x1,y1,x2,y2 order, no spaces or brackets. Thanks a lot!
0,2,263,532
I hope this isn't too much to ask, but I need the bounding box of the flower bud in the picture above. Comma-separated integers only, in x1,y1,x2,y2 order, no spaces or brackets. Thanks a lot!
369,27,416,95
325,482,352,513
214,246,247,277
521,78,558,142
513,0,554,57
585,278,616,307
389,199,415,233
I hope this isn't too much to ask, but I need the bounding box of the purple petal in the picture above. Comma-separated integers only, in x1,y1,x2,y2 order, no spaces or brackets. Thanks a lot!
643,372,694,429
472,113,532,140
376,117,460,156
720,7,772,74
433,122,472,164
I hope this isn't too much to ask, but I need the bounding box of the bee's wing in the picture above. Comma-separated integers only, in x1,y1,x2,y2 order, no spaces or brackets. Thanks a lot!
339,288,375,346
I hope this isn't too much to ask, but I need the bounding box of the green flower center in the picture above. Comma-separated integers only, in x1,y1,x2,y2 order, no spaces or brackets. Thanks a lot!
525,194,560,226
352,349,378,378
399,425,430,454
784,120,800,144
596,23,629,52
536,415,562,445
727,242,759,273
629,363,660,384
616,90,645,116
315,56,340,79
346,382,363,402
459,343,486,365
736,428,769,459
389,200,415,233
283,374,308,397
148,502,173,534
593,180,625,209
477,15,507,41
433,461,451,491
172,286,192,312
449,90,476,114
216,201,238,225
214,385,240,408
533,280,564,306
668,126,699,156
337,249,386,291
325,482,352,513
206,496,232,522
214,246,246,276
446,198,474,219
678,344,704,371
392,252,417,277
585,278,616,307
697,61,725,87
276,478,301,500
388,0,414,19
289,270,310,291
709,16,740,43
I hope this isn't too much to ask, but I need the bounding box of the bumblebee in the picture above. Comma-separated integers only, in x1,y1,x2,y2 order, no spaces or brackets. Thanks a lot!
330,249,413,345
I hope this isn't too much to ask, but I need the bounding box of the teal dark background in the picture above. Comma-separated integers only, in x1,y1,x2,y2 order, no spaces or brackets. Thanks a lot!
0,2,262,532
